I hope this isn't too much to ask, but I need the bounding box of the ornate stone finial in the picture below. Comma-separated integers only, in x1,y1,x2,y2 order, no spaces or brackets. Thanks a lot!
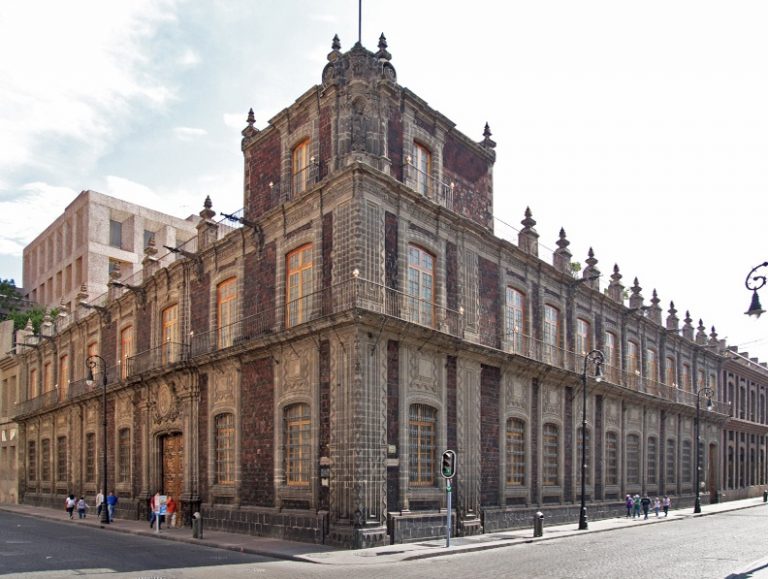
582,247,600,290
375,33,391,61
553,227,572,274
666,300,679,332
332,34,341,51
682,310,694,340
629,277,644,310
695,319,708,344
247,108,255,126
607,263,625,303
24,318,34,332
481,122,497,149
241,108,259,140
199,195,215,220
518,207,539,257
709,325,719,346
76,284,89,303
648,289,662,324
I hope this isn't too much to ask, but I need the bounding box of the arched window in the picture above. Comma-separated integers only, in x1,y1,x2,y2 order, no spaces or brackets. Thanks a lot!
506,418,525,486
605,431,618,486
409,404,437,487
284,404,311,487
215,413,235,485
626,434,640,484
543,423,560,486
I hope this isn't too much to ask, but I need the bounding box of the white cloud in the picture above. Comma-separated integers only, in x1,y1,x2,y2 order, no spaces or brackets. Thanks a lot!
223,113,246,130
178,48,201,67
0,182,78,257
174,127,208,140
0,0,180,174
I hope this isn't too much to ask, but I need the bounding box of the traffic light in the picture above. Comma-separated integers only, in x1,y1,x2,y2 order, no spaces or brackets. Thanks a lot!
441,449,456,479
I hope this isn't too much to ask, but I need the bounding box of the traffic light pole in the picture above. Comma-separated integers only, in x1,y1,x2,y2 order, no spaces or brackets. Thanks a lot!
446,477,452,548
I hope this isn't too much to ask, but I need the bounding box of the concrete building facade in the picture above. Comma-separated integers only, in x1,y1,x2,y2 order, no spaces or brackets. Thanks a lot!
8,35,768,548
22,190,197,313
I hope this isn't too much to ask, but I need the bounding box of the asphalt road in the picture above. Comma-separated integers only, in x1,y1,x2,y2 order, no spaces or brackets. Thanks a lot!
3,507,768,578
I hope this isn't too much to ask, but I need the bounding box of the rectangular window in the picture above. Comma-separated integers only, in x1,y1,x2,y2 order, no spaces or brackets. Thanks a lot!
58,355,69,400
85,433,96,483
28,441,36,482
682,440,692,483
56,436,67,482
627,341,639,375
217,278,237,348
576,319,590,356
506,418,525,486
647,436,658,483
43,362,53,393
162,304,180,363
409,404,437,487
412,142,431,196
665,438,676,484
543,423,560,486
285,404,311,486
682,364,692,391
543,305,560,364
41,439,51,482
505,288,525,354
285,246,313,328
109,219,122,248
118,428,130,483
215,413,235,484
604,331,618,382
605,431,618,485
646,349,658,382
626,434,640,484
29,368,38,399
292,139,311,195
120,326,133,380
144,229,155,249
406,245,435,328
666,356,676,386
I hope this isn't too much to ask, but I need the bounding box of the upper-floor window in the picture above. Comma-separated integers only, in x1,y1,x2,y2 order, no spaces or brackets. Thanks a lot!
666,356,676,386
406,245,435,327
43,361,53,393
576,318,590,355
109,219,122,248
143,229,155,249
646,348,658,382
292,139,311,195
162,304,180,364
412,141,431,195
29,368,38,399
284,403,311,487
682,363,692,391
217,277,237,347
505,287,525,353
627,341,639,375
506,417,526,486
286,245,313,328
120,326,133,380
58,355,69,400
604,331,618,381
697,369,705,389
543,305,560,347
409,403,437,487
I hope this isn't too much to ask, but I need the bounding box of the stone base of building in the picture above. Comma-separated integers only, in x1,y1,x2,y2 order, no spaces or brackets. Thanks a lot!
326,522,389,549
202,505,329,544
388,511,454,544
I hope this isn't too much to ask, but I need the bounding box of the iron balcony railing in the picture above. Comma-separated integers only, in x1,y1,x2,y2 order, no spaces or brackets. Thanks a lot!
403,159,455,211
126,342,188,377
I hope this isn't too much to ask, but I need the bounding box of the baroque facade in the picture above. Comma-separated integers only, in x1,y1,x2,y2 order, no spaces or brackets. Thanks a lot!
8,35,768,548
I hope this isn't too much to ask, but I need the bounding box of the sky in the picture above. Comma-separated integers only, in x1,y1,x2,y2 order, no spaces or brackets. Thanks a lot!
1,0,767,361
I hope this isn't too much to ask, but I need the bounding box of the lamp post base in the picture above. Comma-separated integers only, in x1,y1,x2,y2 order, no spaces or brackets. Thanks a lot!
693,497,701,514
578,508,588,530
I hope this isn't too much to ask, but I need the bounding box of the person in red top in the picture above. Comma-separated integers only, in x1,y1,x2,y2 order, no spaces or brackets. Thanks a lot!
166,495,177,528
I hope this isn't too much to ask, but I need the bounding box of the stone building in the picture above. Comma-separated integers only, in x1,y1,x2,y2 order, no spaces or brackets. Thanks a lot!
9,35,766,548
22,189,197,313
0,320,21,503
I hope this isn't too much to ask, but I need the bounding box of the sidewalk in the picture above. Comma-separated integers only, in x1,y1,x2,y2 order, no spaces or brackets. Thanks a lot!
1,497,765,566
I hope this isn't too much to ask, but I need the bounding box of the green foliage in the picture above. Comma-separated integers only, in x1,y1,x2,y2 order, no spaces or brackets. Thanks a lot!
569,261,582,278
0,280,59,332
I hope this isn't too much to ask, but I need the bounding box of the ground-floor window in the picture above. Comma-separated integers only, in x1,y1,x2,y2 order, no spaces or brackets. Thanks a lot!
409,404,437,487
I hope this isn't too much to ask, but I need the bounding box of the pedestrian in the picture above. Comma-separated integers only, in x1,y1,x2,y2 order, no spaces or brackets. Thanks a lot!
663,495,671,517
166,495,177,528
96,491,104,518
106,491,118,522
65,494,76,519
77,496,88,519
632,494,641,518
641,494,651,519
653,497,661,518
150,490,162,530
625,494,633,518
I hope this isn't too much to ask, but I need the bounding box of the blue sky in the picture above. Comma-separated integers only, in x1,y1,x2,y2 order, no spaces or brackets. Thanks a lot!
1,0,767,361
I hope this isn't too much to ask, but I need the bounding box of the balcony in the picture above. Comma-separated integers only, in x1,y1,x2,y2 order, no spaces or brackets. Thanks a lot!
126,342,188,377
403,160,454,211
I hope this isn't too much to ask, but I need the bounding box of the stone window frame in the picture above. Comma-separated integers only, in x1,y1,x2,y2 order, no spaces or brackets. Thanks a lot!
604,330,620,382
281,401,312,489
160,302,181,365
541,421,561,488
405,243,437,329
504,285,526,355
665,355,677,387
85,431,96,484
28,439,37,482
28,367,38,400
41,437,51,483
42,360,53,394
117,427,131,484
681,438,693,484
285,243,314,329
291,137,312,197
56,435,67,483
411,140,432,196
504,415,527,488
542,303,562,366
213,411,236,486
575,318,591,356
118,324,133,381
645,347,658,383
407,402,439,488
626,339,640,376
215,276,238,349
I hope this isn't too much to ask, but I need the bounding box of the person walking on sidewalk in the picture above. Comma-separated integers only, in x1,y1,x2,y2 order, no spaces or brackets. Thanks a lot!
106,491,118,522
625,494,633,517
95,491,104,518
65,494,76,519
663,495,671,517
641,494,651,519
77,496,88,519
632,494,642,518
653,497,661,517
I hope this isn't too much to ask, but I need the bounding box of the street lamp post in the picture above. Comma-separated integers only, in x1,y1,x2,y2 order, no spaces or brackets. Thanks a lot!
579,349,604,530
693,386,714,514
744,261,768,318
86,355,109,525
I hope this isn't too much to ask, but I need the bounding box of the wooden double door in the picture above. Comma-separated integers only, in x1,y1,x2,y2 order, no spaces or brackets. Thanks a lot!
161,433,184,508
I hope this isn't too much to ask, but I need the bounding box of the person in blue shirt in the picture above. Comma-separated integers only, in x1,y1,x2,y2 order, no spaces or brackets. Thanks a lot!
106,491,118,522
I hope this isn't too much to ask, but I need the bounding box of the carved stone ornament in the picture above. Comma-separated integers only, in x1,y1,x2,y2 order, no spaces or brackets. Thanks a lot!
154,383,179,423
213,368,236,404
